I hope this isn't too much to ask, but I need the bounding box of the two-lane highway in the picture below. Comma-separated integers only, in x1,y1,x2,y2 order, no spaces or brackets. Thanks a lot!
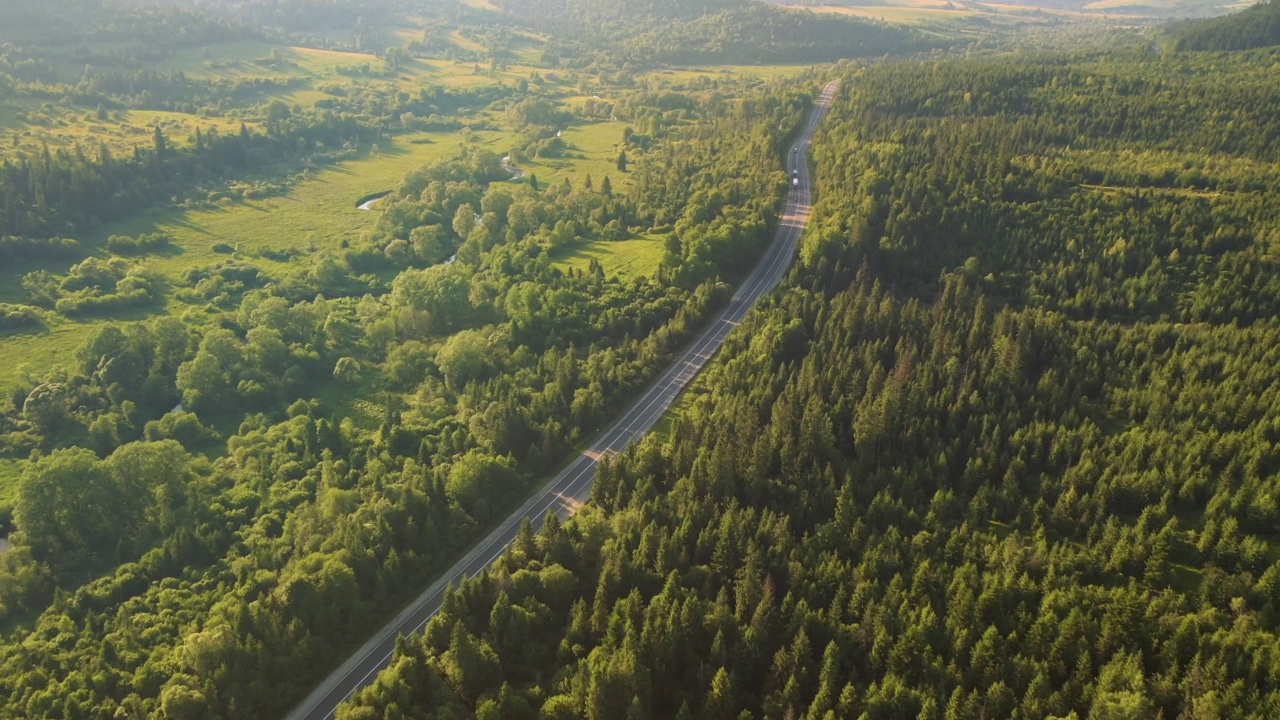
285,79,840,720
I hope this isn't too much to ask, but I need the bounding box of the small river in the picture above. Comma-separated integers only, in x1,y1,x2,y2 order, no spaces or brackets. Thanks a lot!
356,157,522,213
356,191,390,211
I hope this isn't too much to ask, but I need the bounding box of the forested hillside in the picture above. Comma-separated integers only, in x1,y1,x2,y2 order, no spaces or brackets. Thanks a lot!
1171,0,1280,51
489,0,928,64
337,49,1280,719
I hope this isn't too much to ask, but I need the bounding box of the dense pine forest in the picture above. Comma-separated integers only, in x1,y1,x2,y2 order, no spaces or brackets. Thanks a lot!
336,47,1280,720
1170,0,1280,51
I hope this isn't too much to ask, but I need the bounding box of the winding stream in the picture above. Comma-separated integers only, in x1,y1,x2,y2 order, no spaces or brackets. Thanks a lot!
357,157,525,214
355,191,390,211
501,155,526,181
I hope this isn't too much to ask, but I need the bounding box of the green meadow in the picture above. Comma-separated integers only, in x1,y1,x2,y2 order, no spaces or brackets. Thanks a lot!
0,129,505,388
0,459,18,507
517,120,632,189
553,234,667,279
639,63,813,85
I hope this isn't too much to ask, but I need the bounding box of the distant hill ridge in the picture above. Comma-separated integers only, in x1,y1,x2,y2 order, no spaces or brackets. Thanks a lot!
489,0,930,64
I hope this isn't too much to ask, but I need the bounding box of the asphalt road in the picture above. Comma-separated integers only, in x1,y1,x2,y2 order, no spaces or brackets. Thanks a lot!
285,78,840,720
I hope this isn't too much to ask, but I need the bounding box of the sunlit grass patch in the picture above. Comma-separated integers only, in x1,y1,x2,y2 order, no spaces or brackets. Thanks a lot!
0,130,508,391
0,320,90,390
639,64,813,85
514,120,630,193
0,458,20,507
554,235,666,279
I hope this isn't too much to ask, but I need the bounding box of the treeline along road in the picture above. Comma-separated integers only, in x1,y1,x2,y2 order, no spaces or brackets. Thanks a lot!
287,79,841,720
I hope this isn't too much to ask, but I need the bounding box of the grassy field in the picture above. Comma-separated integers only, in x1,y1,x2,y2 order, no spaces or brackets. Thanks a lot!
808,1,1010,23
553,234,667,279
0,459,21,508
804,1,1104,24
0,128,508,389
516,120,632,191
1081,0,1237,14
110,131,493,275
0,102,261,159
0,36,544,161
640,64,813,85
0,324,98,391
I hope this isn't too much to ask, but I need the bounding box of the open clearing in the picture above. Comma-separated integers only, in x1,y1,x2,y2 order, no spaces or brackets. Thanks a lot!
0,38,538,160
110,130,494,276
554,235,666,279
805,1,987,24
515,120,631,190
0,128,507,389
0,459,18,507
1081,0,1236,12
640,64,812,85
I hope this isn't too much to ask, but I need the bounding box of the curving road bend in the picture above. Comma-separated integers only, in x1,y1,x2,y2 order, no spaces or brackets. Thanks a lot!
285,79,839,720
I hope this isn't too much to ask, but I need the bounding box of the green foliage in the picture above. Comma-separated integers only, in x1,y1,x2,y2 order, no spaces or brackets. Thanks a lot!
21,382,70,433
436,329,496,391
446,451,519,521
0,303,44,331
143,411,221,451
0,72,810,719
14,441,192,574
106,232,173,256
1171,0,1280,51
491,0,931,65
339,48,1280,720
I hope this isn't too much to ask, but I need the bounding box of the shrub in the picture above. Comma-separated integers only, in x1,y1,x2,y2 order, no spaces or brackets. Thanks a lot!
0,304,43,331
106,232,172,255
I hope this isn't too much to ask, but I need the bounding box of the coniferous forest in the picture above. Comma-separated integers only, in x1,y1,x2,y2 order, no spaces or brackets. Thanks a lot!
1170,0,1280,51
337,46,1280,720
